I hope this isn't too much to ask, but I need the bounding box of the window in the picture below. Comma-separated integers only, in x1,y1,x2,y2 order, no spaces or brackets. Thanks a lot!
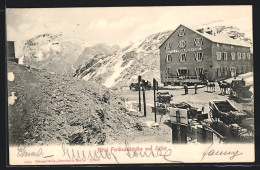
223,52,227,60
194,38,203,46
230,67,236,77
178,40,186,48
231,52,236,60
216,52,221,60
217,68,222,77
195,68,204,77
165,54,172,62
247,53,251,60
178,69,188,76
165,68,171,75
217,43,219,47
165,42,172,50
242,53,246,60
237,52,241,60
224,67,229,76
178,28,185,36
179,53,187,62
195,52,204,61
231,46,233,48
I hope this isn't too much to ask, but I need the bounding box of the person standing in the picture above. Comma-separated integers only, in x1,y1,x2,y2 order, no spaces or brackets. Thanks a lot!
194,83,198,94
184,83,188,94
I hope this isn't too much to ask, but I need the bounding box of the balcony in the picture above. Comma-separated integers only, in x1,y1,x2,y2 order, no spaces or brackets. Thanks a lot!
165,74,200,83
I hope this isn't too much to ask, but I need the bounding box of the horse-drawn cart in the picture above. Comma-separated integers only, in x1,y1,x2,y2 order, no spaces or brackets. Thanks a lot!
209,100,253,142
230,79,252,100
209,100,247,125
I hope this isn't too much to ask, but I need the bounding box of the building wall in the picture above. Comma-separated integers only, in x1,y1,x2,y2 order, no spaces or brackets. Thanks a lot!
160,25,213,83
7,41,15,58
211,43,252,81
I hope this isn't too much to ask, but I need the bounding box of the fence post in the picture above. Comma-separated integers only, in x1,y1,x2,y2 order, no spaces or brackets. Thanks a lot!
142,85,146,117
138,75,141,112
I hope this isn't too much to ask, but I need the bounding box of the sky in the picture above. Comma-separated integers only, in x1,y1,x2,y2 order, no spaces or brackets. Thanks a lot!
6,6,252,47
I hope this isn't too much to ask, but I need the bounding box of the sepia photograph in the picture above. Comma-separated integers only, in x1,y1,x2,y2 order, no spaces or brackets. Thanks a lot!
6,5,254,164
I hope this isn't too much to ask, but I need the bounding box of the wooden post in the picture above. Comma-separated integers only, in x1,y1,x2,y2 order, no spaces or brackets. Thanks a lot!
138,75,141,112
172,123,179,144
142,85,146,117
202,125,207,143
180,124,188,144
153,78,157,122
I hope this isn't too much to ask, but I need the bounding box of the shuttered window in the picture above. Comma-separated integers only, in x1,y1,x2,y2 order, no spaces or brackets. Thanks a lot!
231,52,235,60
217,68,222,77
223,52,227,60
237,52,242,60
242,53,246,60
179,53,187,62
165,54,172,62
247,53,251,60
194,38,203,46
165,42,172,50
216,52,221,60
178,29,185,36
195,52,204,61
165,68,171,75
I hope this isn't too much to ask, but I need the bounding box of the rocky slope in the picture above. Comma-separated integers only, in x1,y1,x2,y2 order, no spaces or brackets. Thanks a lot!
21,33,120,75
8,61,146,145
75,30,173,88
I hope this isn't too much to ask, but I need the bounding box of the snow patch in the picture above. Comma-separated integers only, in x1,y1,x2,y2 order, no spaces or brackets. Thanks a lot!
8,92,17,106
103,55,133,88
8,72,15,82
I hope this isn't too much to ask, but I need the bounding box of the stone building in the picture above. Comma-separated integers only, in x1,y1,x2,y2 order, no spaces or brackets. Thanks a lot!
159,24,253,85
7,41,19,63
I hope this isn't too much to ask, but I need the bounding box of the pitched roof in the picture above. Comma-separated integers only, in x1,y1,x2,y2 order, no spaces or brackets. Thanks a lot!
160,24,252,48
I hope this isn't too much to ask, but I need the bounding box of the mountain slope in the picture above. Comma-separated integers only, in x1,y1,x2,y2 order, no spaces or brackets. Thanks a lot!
75,30,173,88
21,34,120,75
74,43,120,69
8,61,146,145
22,33,87,75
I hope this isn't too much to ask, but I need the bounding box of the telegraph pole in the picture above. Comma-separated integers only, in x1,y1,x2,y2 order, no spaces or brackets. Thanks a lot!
153,78,157,122
138,75,141,112
142,85,146,117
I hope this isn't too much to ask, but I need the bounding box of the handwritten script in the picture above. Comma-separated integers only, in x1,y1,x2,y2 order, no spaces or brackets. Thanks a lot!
17,145,54,158
61,141,182,163
124,141,182,163
201,144,243,161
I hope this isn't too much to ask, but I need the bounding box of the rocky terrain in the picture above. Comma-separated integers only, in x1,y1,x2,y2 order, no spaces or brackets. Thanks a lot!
20,33,120,75
74,30,173,88
7,61,149,145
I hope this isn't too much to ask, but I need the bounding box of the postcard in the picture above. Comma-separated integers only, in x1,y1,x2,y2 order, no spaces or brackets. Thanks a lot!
6,6,254,165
